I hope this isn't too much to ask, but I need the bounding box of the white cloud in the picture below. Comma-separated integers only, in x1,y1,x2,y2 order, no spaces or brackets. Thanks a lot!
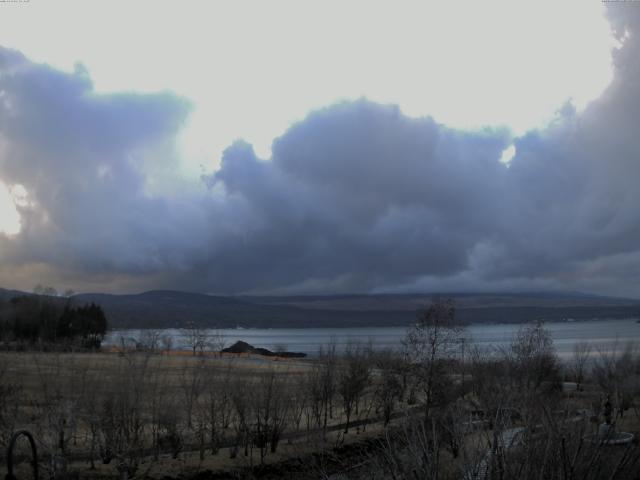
0,1,615,173
0,181,21,236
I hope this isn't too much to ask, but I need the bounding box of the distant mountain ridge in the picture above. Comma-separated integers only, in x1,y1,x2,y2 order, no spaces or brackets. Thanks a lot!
1,287,639,329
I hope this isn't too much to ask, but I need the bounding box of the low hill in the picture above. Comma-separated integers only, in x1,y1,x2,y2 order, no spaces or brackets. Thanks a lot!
2,288,639,329
0,288,28,301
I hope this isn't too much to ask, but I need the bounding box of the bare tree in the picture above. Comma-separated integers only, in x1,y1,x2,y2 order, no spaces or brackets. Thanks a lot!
182,321,208,356
250,368,291,463
209,328,226,356
30,353,83,478
469,344,517,430
139,329,162,353
98,354,151,478
337,342,371,433
404,298,464,422
179,357,206,429
161,334,174,354
504,322,562,432
592,340,639,419
201,362,234,455
79,366,109,470
0,354,23,449
571,341,592,391
373,416,442,480
509,321,561,392
229,374,251,460
308,342,338,439
156,395,184,460
373,350,404,426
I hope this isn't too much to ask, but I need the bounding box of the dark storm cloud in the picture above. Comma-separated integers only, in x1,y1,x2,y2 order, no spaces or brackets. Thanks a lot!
201,102,511,292
2,4,640,297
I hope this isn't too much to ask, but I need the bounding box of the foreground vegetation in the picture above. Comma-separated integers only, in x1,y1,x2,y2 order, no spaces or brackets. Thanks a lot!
2,299,640,479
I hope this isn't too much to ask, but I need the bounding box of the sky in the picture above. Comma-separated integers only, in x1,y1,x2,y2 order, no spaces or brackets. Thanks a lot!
0,1,639,297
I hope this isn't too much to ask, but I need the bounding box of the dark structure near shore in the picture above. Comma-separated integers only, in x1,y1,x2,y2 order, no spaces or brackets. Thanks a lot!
222,340,306,358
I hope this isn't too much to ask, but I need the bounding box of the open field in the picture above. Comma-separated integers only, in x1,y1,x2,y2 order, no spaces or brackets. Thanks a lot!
0,348,408,479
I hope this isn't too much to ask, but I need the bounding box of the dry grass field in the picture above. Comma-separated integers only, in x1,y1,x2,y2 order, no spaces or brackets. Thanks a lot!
0,348,403,479
4,320,640,479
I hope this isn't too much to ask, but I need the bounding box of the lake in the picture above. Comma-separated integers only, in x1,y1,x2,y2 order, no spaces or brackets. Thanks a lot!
105,318,640,358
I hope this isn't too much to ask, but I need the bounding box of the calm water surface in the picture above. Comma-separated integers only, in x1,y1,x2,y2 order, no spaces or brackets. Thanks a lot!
105,318,640,358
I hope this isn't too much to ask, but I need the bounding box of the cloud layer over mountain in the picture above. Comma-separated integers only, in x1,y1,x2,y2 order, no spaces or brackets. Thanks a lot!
1,6,640,296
